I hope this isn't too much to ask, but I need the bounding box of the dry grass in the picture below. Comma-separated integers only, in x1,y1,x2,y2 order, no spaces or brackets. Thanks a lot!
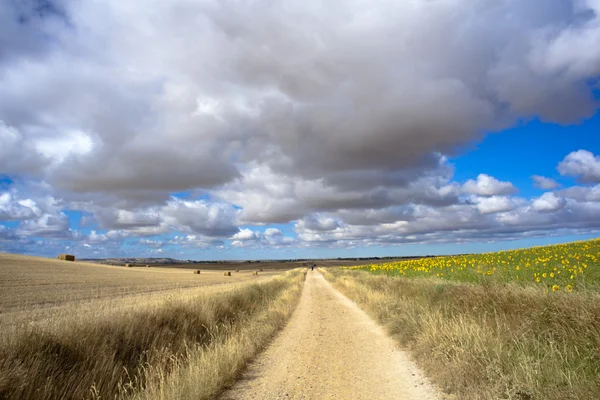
322,268,600,400
134,270,306,400
0,264,305,400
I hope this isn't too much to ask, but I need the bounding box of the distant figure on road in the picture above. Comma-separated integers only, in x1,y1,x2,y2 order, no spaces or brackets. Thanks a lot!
311,264,316,271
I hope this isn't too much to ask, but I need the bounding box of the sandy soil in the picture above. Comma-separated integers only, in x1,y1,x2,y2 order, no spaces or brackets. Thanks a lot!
220,270,441,400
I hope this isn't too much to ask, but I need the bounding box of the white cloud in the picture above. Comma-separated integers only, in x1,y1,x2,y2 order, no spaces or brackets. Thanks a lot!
0,192,39,220
17,213,70,238
231,228,261,241
462,174,517,197
230,228,295,248
531,192,566,212
264,228,283,237
0,225,17,240
167,235,224,249
296,215,342,232
87,230,109,243
532,175,560,190
2,1,600,255
558,150,600,183
0,121,47,175
161,198,239,237
34,130,94,165
560,184,600,202
2,0,599,203
474,196,519,214
217,160,460,224
529,0,600,80
86,197,239,237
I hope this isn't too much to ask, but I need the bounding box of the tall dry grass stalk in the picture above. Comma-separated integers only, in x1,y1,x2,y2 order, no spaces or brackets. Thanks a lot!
135,270,305,400
322,268,600,400
0,269,305,400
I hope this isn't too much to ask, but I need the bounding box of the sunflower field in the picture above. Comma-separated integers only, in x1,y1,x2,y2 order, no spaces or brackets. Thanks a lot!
342,238,600,292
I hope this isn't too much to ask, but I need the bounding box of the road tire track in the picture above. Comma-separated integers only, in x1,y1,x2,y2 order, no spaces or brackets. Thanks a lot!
220,270,442,400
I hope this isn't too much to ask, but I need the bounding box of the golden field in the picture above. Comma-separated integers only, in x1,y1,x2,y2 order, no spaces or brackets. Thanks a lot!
0,252,304,400
0,253,284,311
0,253,285,327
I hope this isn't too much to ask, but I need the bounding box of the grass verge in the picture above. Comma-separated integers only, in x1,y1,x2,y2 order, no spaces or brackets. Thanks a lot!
0,269,305,400
322,268,600,400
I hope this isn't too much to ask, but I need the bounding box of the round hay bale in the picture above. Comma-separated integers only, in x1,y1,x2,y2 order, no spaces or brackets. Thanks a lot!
253,271,258,275
125,263,132,268
235,269,240,272
146,264,150,268
259,268,263,272
224,271,231,276
194,270,201,274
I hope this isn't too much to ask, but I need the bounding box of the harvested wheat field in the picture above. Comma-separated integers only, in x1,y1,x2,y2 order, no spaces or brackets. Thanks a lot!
0,253,303,400
0,252,283,322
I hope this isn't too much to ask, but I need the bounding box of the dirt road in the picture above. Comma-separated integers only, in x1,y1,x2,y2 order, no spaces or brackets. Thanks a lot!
221,270,441,400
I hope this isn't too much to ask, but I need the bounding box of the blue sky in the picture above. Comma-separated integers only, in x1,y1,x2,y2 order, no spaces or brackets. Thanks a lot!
452,115,600,193
1,0,600,260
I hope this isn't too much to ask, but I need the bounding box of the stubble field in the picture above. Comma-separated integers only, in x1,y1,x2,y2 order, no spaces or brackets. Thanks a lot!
0,253,304,400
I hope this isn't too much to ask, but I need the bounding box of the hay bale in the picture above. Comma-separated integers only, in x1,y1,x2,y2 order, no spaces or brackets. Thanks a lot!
57,254,75,262
146,264,150,268
224,271,231,276
259,268,263,272
235,269,240,272
125,263,132,268
253,271,258,275
194,270,201,274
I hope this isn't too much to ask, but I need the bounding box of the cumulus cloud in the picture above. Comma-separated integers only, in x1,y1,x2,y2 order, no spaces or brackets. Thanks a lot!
230,228,294,248
0,225,17,240
532,175,560,190
0,189,78,239
217,160,460,224
0,121,48,176
264,228,283,237
166,235,225,250
462,174,517,197
85,197,240,239
560,184,600,202
0,192,40,220
293,191,600,248
95,209,161,230
297,215,342,232
2,0,600,202
474,196,520,214
231,228,261,241
558,150,600,183
531,192,566,212
87,230,109,243
161,198,239,237
17,213,70,238
2,1,600,255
